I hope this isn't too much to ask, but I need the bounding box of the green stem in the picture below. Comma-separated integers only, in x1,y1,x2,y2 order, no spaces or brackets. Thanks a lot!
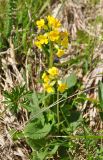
57,91,59,132
49,41,53,67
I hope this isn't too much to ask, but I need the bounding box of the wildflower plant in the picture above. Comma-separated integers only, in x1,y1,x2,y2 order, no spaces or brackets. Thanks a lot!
28,16,77,158
3,3,103,158
4,15,78,160
28,15,74,159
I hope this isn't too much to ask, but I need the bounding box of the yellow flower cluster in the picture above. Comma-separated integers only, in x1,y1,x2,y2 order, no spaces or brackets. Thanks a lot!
57,80,67,93
34,34,48,49
35,16,69,94
42,67,58,93
35,15,69,57
36,19,45,30
42,67,67,93
48,67,59,77
47,15,61,29
48,30,59,42
56,49,64,58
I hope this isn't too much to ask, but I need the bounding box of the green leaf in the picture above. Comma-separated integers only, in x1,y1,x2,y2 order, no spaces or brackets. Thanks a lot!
32,150,48,160
32,91,39,109
9,129,24,141
98,81,103,110
30,142,58,160
24,120,51,139
26,138,46,150
67,111,81,123
3,85,32,114
30,91,44,124
26,138,47,151
48,145,59,155
63,73,77,88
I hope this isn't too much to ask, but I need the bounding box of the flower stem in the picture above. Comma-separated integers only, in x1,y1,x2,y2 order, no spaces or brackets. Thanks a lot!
57,91,60,132
49,41,53,67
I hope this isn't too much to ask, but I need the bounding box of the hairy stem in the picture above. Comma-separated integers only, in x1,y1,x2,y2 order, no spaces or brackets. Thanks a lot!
57,91,60,132
49,41,53,67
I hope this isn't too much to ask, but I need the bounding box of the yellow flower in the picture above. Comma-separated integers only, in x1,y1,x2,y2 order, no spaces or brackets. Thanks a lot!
61,38,68,48
58,81,67,93
46,86,54,93
59,31,68,48
42,72,47,79
42,72,50,83
34,34,48,49
56,49,64,57
48,30,59,42
48,67,59,77
47,15,61,29
36,19,45,30
43,83,54,93
37,34,48,44
34,41,42,49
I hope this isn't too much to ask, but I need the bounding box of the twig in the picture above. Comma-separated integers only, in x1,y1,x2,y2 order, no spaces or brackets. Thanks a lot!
0,45,21,56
